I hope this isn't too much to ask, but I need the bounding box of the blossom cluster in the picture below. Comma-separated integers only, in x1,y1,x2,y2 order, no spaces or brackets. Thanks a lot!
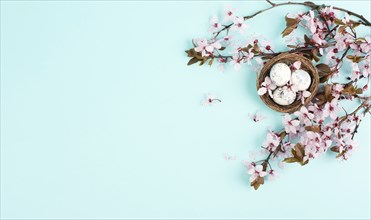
187,0,371,190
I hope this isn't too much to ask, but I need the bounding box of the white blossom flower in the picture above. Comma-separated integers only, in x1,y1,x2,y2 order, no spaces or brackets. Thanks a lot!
323,99,340,120
247,164,267,182
268,170,279,181
230,55,243,71
230,17,248,34
283,114,300,134
209,16,220,33
201,93,221,106
262,131,280,152
258,77,277,97
248,110,266,122
224,5,237,22
294,106,314,126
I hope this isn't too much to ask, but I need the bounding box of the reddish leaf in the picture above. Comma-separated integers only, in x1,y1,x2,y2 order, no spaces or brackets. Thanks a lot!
316,63,331,76
330,146,339,153
251,176,265,190
187,57,199,66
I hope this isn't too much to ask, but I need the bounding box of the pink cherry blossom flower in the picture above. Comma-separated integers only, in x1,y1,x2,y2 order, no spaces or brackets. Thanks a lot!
243,161,255,170
308,103,325,123
230,55,243,71
223,152,236,161
334,32,353,52
278,160,285,169
294,106,314,126
332,84,344,99
297,90,311,104
340,120,356,136
342,13,351,25
209,16,220,33
248,110,266,122
360,36,371,53
323,99,340,120
261,40,274,53
194,39,211,57
350,62,362,80
283,114,300,134
303,10,317,34
244,49,255,65
231,17,248,34
268,169,279,181
194,39,222,57
303,145,319,162
258,77,277,97
247,164,267,182
338,139,358,160
325,47,339,64
320,6,336,25
224,5,237,22
262,131,280,152
349,114,363,124
360,62,370,78
217,63,225,72
201,93,221,106
291,61,301,71
312,33,326,45
221,35,233,47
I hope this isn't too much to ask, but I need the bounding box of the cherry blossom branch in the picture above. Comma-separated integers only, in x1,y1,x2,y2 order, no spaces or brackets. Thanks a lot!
212,44,335,61
339,97,370,124
214,0,371,38
187,0,371,190
262,0,371,26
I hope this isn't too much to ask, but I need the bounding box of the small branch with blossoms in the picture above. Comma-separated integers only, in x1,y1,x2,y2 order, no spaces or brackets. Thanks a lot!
186,0,371,190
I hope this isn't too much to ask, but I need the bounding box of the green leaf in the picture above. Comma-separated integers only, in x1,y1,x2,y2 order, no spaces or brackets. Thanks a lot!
356,88,363,94
283,157,300,163
208,58,214,66
285,15,299,26
346,55,364,63
300,160,309,166
253,43,260,53
281,26,295,37
334,18,345,25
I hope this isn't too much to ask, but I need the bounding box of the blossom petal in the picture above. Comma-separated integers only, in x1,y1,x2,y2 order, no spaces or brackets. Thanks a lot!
258,87,267,95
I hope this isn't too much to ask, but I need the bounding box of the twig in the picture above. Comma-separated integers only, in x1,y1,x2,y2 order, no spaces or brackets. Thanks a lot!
213,0,371,39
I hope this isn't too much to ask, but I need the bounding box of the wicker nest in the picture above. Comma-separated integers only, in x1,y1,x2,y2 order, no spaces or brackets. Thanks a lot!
257,53,319,113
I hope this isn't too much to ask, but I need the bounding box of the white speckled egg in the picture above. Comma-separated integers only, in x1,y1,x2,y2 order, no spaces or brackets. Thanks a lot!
272,86,296,106
269,63,291,86
291,69,311,91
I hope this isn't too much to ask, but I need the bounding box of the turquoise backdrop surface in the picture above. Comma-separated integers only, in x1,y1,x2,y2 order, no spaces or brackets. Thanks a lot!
1,0,370,219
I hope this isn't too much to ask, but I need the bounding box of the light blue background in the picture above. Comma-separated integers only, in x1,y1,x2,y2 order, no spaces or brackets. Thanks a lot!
1,0,370,219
